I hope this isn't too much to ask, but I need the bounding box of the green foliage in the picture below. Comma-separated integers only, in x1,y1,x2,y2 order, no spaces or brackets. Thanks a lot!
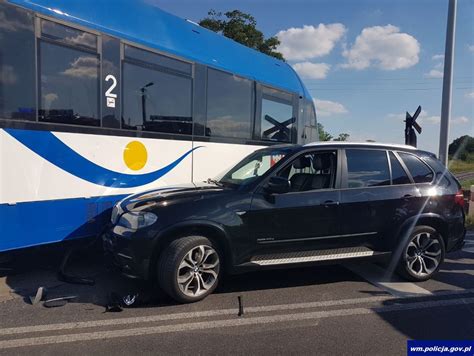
448,135,474,161
334,133,350,141
317,123,333,141
199,10,284,60
317,123,349,142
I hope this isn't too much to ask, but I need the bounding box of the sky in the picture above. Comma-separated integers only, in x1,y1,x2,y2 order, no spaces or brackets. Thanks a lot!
154,0,473,154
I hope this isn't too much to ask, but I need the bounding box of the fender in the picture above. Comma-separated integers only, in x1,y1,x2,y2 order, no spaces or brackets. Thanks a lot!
150,219,234,268
395,212,447,243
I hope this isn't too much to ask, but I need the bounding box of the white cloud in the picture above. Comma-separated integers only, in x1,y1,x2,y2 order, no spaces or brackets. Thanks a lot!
314,98,348,117
62,56,98,79
468,44,474,52
425,69,443,78
277,23,346,61
43,93,58,108
451,116,470,124
292,62,330,79
425,53,444,78
342,25,420,70
465,91,474,99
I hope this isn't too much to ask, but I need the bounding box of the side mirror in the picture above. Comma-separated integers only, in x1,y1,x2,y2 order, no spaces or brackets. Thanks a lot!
265,176,290,194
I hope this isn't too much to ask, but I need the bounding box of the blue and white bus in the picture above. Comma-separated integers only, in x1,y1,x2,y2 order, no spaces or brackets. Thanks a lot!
0,0,317,252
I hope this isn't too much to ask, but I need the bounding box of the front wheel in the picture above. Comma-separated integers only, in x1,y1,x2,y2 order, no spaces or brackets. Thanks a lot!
157,236,221,303
397,225,445,282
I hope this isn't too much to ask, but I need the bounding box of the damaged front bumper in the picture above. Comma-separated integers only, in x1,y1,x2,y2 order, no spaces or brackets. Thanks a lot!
102,228,152,280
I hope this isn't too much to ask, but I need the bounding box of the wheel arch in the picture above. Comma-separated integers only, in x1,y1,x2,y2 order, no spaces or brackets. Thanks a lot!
148,220,233,280
396,213,449,248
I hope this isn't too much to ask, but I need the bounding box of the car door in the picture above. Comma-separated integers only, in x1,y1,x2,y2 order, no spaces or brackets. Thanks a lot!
339,148,421,251
248,149,342,253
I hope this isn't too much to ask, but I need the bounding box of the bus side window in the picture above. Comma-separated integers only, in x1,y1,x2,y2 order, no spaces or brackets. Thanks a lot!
260,87,295,143
38,20,100,127
0,3,36,121
122,45,193,135
206,68,254,139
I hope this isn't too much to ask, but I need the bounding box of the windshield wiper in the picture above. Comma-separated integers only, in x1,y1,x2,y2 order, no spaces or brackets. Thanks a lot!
206,178,223,186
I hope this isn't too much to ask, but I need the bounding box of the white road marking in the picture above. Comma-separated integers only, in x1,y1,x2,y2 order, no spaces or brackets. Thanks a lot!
463,240,474,254
0,295,392,336
1,288,474,337
346,263,432,297
1,297,474,350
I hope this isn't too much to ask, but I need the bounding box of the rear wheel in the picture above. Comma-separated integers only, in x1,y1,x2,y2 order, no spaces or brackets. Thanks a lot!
397,225,445,282
157,236,221,303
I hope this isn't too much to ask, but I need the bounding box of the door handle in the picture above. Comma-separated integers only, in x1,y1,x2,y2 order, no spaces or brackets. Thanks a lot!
403,194,414,199
323,200,339,207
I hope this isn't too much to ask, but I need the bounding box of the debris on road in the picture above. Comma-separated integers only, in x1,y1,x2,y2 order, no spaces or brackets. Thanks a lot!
43,296,77,308
29,287,47,306
238,295,244,317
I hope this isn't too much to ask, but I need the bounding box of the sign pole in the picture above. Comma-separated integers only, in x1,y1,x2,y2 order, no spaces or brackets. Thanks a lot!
438,0,457,166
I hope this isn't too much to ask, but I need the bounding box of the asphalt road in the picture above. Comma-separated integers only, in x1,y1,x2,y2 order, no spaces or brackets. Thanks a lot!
0,232,473,355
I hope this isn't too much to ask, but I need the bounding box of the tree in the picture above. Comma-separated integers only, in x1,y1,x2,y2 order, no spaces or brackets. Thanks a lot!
199,10,284,60
334,133,350,141
317,123,350,142
448,135,474,161
317,123,332,141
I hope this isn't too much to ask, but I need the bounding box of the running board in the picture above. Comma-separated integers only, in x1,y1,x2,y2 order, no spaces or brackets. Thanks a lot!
247,247,386,266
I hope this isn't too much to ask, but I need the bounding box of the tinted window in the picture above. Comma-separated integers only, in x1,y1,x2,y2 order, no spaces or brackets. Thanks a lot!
399,152,434,183
39,41,100,126
124,45,191,75
0,3,36,120
41,19,97,50
206,69,253,139
280,151,337,192
261,87,294,142
346,149,390,188
389,152,411,185
122,62,192,134
261,99,294,142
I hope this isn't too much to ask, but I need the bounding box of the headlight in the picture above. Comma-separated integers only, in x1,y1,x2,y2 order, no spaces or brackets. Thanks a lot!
117,212,158,230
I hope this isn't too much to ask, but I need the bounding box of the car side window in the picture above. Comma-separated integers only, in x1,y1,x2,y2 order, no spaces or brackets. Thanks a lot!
279,151,337,192
398,152,434,184
389,152,411,185
346,149,390,188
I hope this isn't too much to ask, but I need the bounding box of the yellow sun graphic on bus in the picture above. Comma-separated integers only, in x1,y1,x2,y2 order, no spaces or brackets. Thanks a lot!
123,141,148,171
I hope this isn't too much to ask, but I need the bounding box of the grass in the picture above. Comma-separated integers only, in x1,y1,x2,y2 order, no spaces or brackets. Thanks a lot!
460,178,474,190
448,159,474,174
466,215,474,230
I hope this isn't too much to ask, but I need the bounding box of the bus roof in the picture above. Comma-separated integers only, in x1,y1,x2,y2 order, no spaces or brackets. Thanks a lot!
9,0,312,99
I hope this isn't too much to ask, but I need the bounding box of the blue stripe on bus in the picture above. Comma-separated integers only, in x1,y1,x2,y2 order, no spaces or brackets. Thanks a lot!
5,128,199,188
0,195,127,252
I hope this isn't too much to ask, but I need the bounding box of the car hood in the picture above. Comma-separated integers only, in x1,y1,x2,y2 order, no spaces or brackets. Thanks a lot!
117,182,229,213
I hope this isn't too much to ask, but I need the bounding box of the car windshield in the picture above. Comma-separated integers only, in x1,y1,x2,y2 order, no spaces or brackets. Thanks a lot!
215,147,292,187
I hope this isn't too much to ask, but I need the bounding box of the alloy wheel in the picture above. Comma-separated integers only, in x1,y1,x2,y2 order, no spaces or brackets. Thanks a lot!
177,245,220,297
405,232,442,277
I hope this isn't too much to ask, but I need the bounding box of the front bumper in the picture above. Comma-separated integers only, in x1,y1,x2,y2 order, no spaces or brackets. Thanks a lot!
102,228,153,280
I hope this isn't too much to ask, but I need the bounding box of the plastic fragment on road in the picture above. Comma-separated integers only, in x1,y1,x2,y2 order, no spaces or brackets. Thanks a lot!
43,296,77,308
29,287,47,306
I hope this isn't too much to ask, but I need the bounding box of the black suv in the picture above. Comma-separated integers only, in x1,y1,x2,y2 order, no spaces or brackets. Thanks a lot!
103,143,466,303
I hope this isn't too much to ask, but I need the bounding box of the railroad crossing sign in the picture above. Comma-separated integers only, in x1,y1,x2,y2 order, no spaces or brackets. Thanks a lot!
405,105,422,147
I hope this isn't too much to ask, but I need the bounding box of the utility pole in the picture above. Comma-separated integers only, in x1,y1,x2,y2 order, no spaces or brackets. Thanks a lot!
439,0,457,166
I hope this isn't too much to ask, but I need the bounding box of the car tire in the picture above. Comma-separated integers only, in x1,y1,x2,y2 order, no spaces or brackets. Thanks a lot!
397,225,445,282
157,236,221,303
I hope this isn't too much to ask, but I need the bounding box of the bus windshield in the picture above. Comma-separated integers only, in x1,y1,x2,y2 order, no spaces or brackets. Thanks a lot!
216,148,292,187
